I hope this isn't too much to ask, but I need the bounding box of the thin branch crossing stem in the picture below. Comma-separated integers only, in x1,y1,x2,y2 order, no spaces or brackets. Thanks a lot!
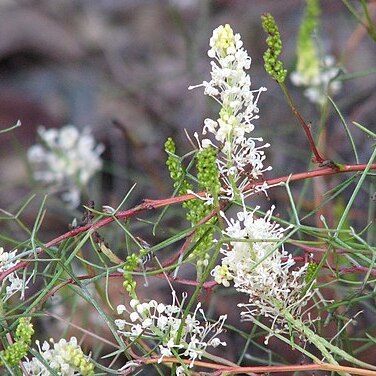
1,162,375,283
280,82,326,164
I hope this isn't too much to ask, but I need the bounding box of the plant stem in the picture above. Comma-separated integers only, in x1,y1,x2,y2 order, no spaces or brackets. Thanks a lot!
279,82,325,164
283,309,376,371
2,163,376,283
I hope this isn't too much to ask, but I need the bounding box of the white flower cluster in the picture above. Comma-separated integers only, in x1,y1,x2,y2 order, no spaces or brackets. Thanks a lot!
291,55,342,105
22,337,94,376
190,24,267,150
0,247,26,302
189,24,270,199
116,292,227,368
216,137,272,199
212,206,312,337
188,24,315,342
27,125,104,208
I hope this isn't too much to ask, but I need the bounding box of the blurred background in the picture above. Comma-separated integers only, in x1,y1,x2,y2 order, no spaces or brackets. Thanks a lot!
1,0,375,371
1,0,375,218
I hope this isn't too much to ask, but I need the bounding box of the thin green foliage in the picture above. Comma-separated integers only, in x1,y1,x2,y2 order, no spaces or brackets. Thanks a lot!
1,8,376,376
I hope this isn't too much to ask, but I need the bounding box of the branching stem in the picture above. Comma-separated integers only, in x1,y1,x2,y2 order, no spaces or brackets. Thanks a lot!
1,162,375,283
279,82,325,164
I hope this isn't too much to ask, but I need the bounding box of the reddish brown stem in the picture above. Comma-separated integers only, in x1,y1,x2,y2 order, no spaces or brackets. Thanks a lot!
281,83,325,164
125,357,376,375
1,162,375,283
34,255,376,307
293,111,325,164
251,162,376,190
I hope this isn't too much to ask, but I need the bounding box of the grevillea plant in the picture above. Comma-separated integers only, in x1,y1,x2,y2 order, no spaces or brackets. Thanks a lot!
1,3,376,376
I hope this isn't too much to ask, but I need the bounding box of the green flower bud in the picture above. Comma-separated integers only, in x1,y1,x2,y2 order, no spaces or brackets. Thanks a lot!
122,254,140,297
165,139,220,264
197,146,221,196
305,261,318,283
0,318,34,367
165,137,194,193
261,13,287,83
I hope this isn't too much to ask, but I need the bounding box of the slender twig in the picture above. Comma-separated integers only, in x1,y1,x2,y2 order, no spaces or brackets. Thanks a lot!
1,162,375,283
39,271,217,305
155,274,217,290
290,242,348,254
45,311,119,348
279,82,326,164
336,265,376,276
286,255,376,276
251,162,376,189
162,200,227,268
124,356,376,375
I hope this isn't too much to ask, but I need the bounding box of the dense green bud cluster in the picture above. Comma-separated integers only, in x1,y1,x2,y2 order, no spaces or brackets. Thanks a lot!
188,147,221,260
0,341,29,367
0,317,34,367
165,139,221,261
15,317,34,342
305,261,318,283
165,136,201,225
190,146,221,259
197,146,221,195
165,137,193,194
123,253,139,298
300,0,320,48
262,13,287,83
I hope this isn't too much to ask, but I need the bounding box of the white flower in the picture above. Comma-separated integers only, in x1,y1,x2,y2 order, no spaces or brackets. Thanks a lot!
158,344,173,362
22,337,94,375
116,291,227,368
5,273,23,297
212,206,313,334
0,247,18,270
189,24,267,151
216,137,272,199
212,264,232,287
117,304,126,314
0,247,28,302
130,311,140,322
22,356,49,376
176,365,187,375
27,125,104,208
114,319,126,330
189,24,271,201
291,55,342,105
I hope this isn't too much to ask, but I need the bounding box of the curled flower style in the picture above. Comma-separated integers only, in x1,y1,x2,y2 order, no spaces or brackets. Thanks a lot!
116,291,227,368
212,206,313,338
22,337,94,375
27,125,104,208
217,137,272,199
